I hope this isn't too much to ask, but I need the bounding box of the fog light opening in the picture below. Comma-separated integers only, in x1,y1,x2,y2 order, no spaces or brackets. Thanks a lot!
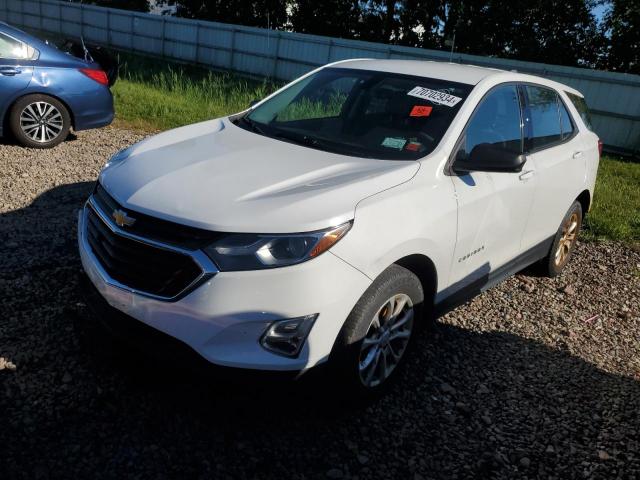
260,314,318,358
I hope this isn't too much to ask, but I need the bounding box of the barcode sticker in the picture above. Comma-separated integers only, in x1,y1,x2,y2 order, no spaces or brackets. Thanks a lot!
407,87,462,107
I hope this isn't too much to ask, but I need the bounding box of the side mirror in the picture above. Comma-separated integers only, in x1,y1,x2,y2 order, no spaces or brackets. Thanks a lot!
453,143,526,174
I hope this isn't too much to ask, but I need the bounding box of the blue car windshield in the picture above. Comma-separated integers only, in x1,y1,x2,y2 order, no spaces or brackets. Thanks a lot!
238,67,473,160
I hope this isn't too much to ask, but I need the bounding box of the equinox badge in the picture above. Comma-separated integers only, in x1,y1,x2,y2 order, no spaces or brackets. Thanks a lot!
112,209,136,228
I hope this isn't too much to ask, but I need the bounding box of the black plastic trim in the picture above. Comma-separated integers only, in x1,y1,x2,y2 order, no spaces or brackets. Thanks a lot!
435,235,554,317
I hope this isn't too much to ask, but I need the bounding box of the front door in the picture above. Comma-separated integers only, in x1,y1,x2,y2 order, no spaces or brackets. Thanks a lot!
446,84,537,293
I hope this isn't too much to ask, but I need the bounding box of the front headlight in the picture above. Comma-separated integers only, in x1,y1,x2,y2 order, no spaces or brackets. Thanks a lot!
203,222,351,271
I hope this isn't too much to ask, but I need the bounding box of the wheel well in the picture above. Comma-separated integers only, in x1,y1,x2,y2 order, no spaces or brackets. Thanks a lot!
576,190,591,214
394,254,437,308
3,93,75,132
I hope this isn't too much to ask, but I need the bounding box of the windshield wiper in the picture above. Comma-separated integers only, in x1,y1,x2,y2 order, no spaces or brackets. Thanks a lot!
239,116,267,135
274,129,379,158
273,130,328,150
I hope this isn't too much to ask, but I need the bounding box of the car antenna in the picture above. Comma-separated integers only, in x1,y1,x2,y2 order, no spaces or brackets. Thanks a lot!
80,35,94,63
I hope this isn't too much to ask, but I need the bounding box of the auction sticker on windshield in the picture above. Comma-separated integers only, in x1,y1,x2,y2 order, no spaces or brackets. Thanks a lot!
407,87,462,107
381,137,407,149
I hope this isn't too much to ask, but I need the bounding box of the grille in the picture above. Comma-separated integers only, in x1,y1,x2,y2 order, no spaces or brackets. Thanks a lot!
85,207,204,299
93,183,222,250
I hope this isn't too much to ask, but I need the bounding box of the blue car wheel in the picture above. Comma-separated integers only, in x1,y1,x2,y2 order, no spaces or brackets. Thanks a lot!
10,94,71,148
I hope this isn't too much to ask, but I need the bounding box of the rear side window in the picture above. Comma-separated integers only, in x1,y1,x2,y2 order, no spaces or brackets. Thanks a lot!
558,98,575,140
566,92,593,131
524,85,562,150
0,33,37,60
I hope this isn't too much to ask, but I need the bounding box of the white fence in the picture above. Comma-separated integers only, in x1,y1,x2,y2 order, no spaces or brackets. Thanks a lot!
1,0,639,154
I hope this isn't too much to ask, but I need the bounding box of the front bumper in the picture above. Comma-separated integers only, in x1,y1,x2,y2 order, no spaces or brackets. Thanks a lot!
78,205,371,371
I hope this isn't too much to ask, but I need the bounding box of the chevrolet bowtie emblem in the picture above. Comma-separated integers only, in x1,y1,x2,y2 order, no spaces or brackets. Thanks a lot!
112,209,136,228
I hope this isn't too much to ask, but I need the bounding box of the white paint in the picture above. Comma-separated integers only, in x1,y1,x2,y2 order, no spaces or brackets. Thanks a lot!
83,61,600,374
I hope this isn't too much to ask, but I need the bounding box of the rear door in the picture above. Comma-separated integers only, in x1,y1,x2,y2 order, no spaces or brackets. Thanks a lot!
519,84,585,250
0,32,35,125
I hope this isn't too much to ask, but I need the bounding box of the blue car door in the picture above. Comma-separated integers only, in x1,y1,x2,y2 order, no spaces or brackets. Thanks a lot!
0,31,35,126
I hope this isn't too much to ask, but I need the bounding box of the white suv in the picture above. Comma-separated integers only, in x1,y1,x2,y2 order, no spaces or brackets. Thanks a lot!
79,60,600,393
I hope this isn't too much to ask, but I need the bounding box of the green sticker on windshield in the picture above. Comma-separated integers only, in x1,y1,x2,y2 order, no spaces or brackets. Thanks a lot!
381,137,407,150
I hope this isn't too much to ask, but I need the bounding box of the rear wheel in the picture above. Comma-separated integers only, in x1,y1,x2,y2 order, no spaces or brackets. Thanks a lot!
540,201,582,277
9,94,71,148
329,264,424,397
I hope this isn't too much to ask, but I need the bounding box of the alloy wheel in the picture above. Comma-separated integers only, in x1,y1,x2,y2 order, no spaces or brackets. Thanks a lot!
20,102,64,144
358,293,414,388
555,212,579,266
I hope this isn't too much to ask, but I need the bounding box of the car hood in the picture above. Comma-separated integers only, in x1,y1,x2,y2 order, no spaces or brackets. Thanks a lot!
99,118,420,233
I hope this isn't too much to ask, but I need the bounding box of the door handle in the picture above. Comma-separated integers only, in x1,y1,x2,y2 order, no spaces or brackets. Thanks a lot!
518,170,535,181
572,151,583,159
0,67,21,76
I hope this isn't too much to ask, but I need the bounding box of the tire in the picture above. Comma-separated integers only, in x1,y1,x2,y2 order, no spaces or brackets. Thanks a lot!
329,264,424,397
540,201,583,277
9,94,71,148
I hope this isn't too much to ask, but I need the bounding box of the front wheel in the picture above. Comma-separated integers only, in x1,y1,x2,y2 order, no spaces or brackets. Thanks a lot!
329,264,424,396
9,94,71,148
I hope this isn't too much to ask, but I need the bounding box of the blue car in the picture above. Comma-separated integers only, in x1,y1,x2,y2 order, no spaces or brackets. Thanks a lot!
0,22,114,148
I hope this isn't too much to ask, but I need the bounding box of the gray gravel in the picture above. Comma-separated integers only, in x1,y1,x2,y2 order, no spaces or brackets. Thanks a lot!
1,128,640,479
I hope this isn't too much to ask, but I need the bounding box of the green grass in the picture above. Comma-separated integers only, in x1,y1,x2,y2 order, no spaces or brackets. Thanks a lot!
110,53,640,243
583,155,640,242
275,94,347,122
112,53,281,131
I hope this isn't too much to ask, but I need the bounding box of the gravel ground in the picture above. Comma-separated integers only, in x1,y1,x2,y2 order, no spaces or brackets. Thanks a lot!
1,128,639,480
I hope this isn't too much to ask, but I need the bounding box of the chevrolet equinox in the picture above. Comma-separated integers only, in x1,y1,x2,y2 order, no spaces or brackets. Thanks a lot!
79,60,600,394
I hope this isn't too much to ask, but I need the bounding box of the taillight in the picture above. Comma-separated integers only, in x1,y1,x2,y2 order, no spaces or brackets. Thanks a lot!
79,68,109,86
597,139,603,157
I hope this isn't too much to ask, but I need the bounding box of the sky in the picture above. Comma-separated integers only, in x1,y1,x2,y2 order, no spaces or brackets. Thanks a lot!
592,3,609,22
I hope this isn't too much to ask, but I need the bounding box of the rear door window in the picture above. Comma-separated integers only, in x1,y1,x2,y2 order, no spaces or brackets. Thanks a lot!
0,33,37,60
558,97,575,140
524,85,562,150
566,92,594,131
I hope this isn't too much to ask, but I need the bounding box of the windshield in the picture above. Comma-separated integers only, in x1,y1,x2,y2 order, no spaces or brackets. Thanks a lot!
237,67,473,160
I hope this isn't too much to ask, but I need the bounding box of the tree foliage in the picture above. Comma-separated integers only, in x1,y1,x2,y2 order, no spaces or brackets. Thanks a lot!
603,0,640,73
439,0,603,67
83,0,150,12
161,0,287,28
76,0,640,74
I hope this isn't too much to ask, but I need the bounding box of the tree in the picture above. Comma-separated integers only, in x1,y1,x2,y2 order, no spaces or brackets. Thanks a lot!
441,0,603,67
396,0,444,48
168,0,287,29
289,0,362,39
80,0,150,12
604,0,640,73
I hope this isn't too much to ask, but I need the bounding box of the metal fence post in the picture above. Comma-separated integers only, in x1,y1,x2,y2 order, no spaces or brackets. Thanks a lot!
106,9,111,47
195,22,201,65
161,16,167,58
272,31,281,78
229,26,236,71
130,13,135,51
